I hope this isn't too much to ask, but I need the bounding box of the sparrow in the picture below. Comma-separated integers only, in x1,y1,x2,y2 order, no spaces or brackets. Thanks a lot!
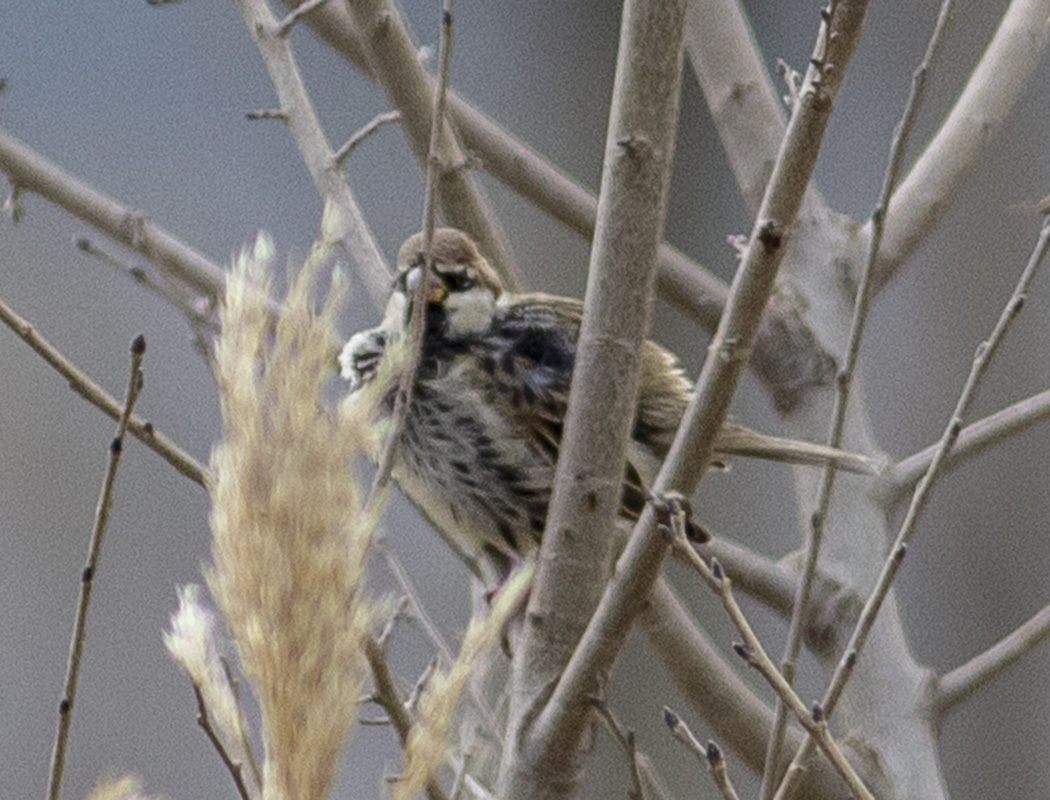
340,229,875,574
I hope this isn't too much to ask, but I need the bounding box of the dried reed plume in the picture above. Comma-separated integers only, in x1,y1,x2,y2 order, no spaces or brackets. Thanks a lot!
395,562,534,800
207,212,379,800
164,584,253,781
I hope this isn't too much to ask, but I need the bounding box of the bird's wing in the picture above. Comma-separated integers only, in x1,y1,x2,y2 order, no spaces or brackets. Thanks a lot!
488,294,700,535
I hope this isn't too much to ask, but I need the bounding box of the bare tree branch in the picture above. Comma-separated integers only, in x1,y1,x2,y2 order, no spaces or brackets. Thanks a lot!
47,336,145,800
341,0,517,289
364,636,452,800
0,129,227,301
333,110,402,166
935,602,1050,718
232,0,391,309
363,0,457,512
763,3,954,791
0,294,209,488
591,698,678,800
189,682,254,800
499,2,688,795
880,388,1050,503
870,0,1050,293
774,207,1050,800
663,710,741,800
664,505,873,800
516,6,871,795
642,579,784,771
686,0,806,218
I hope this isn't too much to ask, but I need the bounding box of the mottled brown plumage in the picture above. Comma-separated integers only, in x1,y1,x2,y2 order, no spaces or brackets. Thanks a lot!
341,229,875,570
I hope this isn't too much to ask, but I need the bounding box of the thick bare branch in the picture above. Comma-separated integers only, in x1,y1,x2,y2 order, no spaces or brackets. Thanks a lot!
685,0,815,219
521,7,871,794
499,2,688,796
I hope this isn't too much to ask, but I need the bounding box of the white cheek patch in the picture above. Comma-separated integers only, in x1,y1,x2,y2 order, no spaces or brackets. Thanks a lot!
445,288,496,335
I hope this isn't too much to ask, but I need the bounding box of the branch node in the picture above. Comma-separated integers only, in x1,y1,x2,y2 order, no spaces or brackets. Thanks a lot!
756,220,783,253
4,183,24,223
333,110,402,167
276,0,331,37
706,739,723,766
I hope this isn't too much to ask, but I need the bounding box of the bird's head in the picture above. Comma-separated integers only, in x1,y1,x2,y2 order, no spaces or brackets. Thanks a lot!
395,228,504,337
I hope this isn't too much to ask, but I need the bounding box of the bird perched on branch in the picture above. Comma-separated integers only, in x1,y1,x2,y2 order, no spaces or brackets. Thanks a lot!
340,228,875,574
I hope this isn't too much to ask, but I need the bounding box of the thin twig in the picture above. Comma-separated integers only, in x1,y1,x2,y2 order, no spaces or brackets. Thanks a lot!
379,545,503,744
334,110,402,166
364,1,455,511
659,499,873,800
422,0,454,251
220,656,263,790
773,211,1050,800
76,236,218,363
191,682,253,800
703,741,741,800
47,335,146,800
245,108,289,121
641,578,811,778
364,636,452,800
936,602,1050,718
448,752,472,800
879,388,1050,503
276,0,330,36
405,657,439,718
381,545,455,662
590,698,646,800
663,709,740,800
761,3,954,793
0,294,209,488
463,774,498,800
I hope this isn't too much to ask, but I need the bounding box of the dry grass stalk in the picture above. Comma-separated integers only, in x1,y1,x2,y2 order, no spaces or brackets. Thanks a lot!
164,584,251,776
207,207,380,800
395,563,534,800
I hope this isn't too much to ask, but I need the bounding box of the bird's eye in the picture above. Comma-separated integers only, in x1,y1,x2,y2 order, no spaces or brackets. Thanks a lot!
440,267,476,292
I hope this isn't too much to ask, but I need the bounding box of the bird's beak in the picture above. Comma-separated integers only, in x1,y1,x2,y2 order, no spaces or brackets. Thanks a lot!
405,265,449,306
